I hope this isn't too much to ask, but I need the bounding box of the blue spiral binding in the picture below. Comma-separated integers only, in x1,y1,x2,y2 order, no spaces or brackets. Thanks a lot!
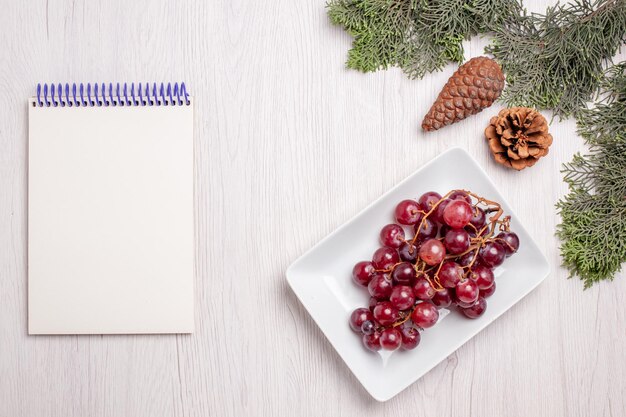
34,82,191,107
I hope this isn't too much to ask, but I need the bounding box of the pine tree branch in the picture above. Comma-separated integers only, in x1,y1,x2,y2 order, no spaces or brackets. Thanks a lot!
327,0,523,79
487,0,626,118
557,62,626,287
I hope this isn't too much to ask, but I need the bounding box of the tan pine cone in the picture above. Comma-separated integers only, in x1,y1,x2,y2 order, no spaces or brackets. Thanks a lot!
485,107,553,170
422,57,505,132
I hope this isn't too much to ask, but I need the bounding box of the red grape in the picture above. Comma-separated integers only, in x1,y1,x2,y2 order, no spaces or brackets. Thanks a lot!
390,285,416,310
417,191,442,212
468,207,486,229
479,241,506,267
351,189,518,352
372,247,400,270
419,239,446,266
361,320,375,335
414,218,438,241
350,308,374,332
395,199,422,225
455,297,478,308
466,225,489,238
373,301,399,326
458,250,481,267
470,265,495,289
496,232,520,256
398,241,418,262
480,282,496,298
460,297,487,319
391,262,416,286
399,325,421,350
443,199,473,228
380,224,405,248
443,228,471,254
352,261,375,286
411,302,439,328
449,190,472,204
380,327,402,350
431,288,453,308
431,199,450,224
438,261,464,288
455,279,479,304
413,276,436,300
363,332,382,351
368,274,393,299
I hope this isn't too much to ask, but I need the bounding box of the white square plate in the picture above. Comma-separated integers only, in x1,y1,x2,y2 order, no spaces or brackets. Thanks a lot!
286,147,550,401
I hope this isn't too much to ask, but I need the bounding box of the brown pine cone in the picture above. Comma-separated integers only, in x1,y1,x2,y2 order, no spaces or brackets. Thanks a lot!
422,57,504,132
485,107,553,170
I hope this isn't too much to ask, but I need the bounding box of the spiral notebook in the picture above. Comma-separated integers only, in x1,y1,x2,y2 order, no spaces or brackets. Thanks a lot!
28,83,194,334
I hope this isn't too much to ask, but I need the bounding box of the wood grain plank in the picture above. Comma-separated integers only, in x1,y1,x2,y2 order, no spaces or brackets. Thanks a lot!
0,0,624,416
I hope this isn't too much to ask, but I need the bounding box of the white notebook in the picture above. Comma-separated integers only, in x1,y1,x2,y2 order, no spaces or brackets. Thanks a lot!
28,83,194,334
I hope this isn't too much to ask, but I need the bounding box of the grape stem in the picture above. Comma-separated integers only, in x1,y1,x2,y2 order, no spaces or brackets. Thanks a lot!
494,236,515,252
416,189,510,284
381,190,513,329
411,190,456,245
392,310,413,327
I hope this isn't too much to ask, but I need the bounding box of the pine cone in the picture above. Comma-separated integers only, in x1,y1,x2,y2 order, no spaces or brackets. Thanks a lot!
485,107,553,170
422,57,504,132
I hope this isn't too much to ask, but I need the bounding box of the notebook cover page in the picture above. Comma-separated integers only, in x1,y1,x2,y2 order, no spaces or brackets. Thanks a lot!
28,101,194,334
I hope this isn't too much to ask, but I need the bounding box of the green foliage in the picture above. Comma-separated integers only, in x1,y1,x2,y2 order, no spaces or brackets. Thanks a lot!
556,63,626,287
487,0,626,118
328,0,417,73
328,0,626,286
327,0,523,79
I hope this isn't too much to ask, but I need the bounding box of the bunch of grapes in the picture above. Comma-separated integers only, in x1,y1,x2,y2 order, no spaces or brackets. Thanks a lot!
349,190,520,352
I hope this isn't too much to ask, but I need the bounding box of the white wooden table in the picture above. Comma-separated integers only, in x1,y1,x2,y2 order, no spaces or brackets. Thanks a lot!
1,1,625,416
